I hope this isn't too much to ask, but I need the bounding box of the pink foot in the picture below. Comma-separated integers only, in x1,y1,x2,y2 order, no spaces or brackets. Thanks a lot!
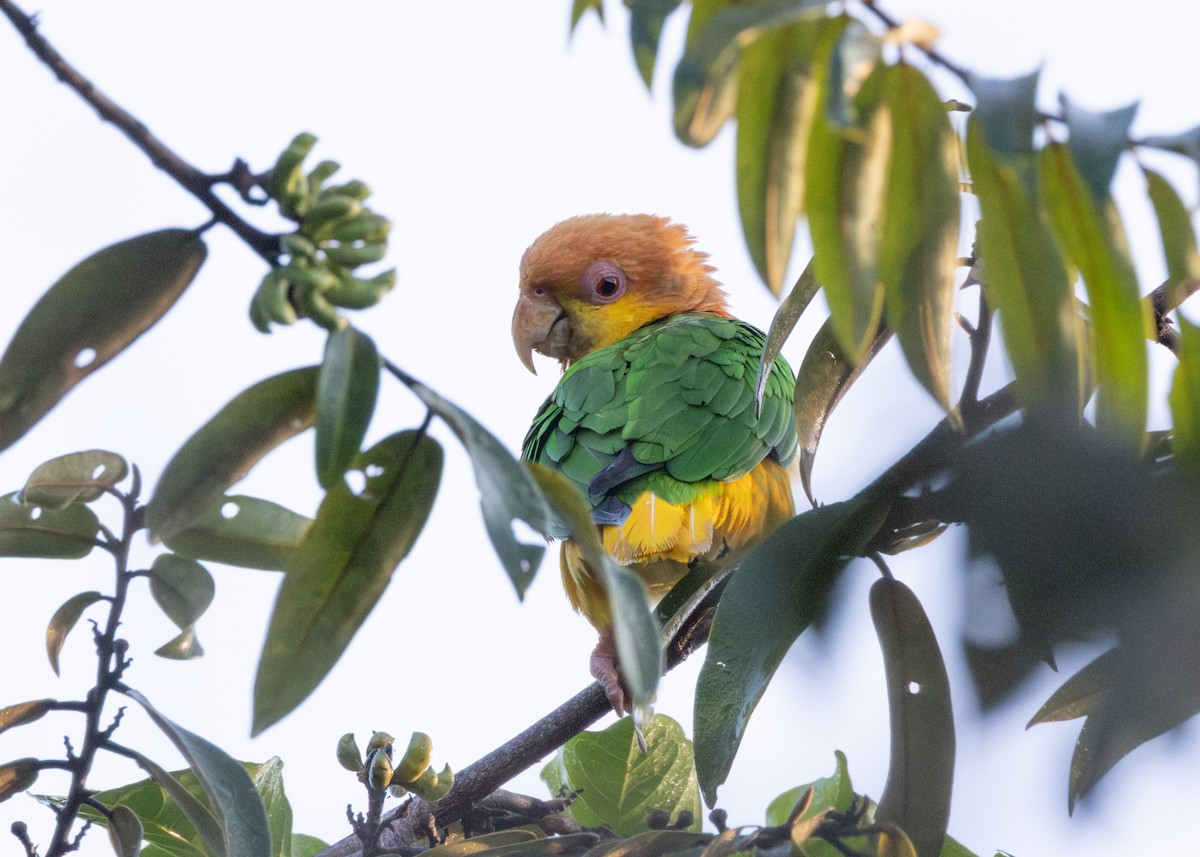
590,632,631,716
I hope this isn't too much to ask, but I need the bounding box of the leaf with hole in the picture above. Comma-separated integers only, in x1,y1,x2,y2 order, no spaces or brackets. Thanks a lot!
315,327,380,489
146,368,318,542
0,491,100,559
46,590,105,675
20,449,128,510
253,430,442,735
0,229,206,452
164,495,312,572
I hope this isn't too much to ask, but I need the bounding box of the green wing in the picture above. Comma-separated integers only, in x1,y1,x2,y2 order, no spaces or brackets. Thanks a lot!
522,313,796,512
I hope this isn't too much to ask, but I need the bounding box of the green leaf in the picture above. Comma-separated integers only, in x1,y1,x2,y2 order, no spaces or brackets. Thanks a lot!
156,626,205,661
1060,96,1137,203
1040,142,1149,444
792,319,891,504
290,834,329,857
0,758,40,804
146,368,319,541
755,259,821,419
878,64,961,412
1170,316,1200,477
628,0,683,89
736,19,826,294
164,495,312,572
871,578,954,857
124,689,272,857
0,491,100,559
694,493,890,805
420,830,540,857
253,430,442,735
765,750,855,826
408,379,548,598
150,554,215,630
570,0,604,34
0,228,206,452
540,714,700,836
966,117,1084,416
673,0,828,148
527,464,660,711
45,590,105,675
807,57,890,363
963,70,1040,158
0,698,55,736
315,327,380,490
108,804,145,857
20,449,128,509
1143,167,1200,312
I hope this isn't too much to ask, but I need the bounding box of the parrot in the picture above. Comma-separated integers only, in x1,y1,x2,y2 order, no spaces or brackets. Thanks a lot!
512,213,798,715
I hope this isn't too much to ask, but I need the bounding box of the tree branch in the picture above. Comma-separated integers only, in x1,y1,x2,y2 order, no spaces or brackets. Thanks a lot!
0,0,279,261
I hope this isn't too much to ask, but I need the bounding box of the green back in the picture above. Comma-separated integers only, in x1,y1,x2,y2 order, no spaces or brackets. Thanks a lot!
522,313,797,512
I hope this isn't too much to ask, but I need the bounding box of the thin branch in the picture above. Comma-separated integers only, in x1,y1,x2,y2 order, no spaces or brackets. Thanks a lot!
858,0,968,82
0,0,278,262
960,286,992,409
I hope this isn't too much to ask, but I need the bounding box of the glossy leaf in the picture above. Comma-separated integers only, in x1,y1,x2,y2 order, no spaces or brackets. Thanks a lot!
0,758,39,803
164,495,312,572
409,379,548,597
1060,96,1137,203
967,118,1083,415
674,0,828,148
765,750,854,826
792,319,891,504
528,463,660,710
694,493,890,804
125,689,272,857
46,590,104,675
0,229,206,452
963,70,1040,158
150,554,215,629
1170,316,1200,477
0,698,54,736
20,449,128,509
108,804,145,857
1040,142,1149,444
540,714,701,836
1144,167,1200,312
146,368,318,542
315,327,380,489
737,20,826,294
878,64,960,412
807,58,890,363
871,578,954,857
0,491,100,559
253,431,442,735
628,0,683,88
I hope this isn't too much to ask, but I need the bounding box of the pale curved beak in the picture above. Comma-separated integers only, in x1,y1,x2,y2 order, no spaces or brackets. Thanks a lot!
512,292,569,375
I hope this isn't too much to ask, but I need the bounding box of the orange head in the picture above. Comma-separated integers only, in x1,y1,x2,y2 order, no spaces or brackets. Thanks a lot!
512,214,730,373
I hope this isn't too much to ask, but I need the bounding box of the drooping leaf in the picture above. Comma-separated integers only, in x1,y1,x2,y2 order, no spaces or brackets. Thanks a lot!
146,368,318,541
755,260,821,415
20,449,128,509
1170,316,1200,477
315,327,380,490
736,19,826,294
1143,167,1200,312
124,689,272,857
408,379,549,597
1060,96,1138,203
0,699,55,736
807,57,891,363
0,492,100,559
0,228,206,452
0,758,40,804
673,0,829,148
878,64,961,412
527,463,660,711
963,70,1040,158
45,590,105,675
164,495,312,572
150,554,215,630
1040,142,1150,444
628,0,683,88
253,431,442,735
871,578,954,857
108,804,145,857
540,714,700,836
156,626,205,661
792,319,892,504
1028,647,1118,727
694,493,890,805
570,0,604,34
765,750,855,826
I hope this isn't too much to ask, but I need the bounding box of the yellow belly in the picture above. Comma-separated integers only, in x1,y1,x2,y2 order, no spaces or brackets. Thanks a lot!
560,458,795,630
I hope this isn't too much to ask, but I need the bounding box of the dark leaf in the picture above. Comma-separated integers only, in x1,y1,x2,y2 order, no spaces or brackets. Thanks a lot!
0,758,40,804
0,229,206,452
0,491,100,559
628,0,683,88
20,449,128,509
694,493,890,804
150,554,215,630
164,495,312,572
871,578,954,857
315,327,380,489
1028,647,1117,727
963,70,1040,158
146,368,318,541
253,431,442,735
1060,96,1137,203
108,804,145,857
1170,316,1200,476
156,626,205,661
755,260,821,416
45,590,104,675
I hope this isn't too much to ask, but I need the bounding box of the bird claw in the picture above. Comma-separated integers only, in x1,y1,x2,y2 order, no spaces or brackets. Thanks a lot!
590,633,632,717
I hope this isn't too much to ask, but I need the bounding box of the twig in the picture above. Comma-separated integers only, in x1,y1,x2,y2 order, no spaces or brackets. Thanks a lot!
858,0,968,82
0,0,278,262
960,286,992,409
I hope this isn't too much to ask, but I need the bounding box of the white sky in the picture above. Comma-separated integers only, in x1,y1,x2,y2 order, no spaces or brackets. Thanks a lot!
2,2,1199,855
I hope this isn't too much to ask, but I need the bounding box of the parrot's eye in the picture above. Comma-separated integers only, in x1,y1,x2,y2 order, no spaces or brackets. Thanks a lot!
583,261,626,303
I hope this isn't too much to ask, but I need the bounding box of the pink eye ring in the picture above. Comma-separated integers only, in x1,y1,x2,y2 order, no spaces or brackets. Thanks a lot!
583,260,626,303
